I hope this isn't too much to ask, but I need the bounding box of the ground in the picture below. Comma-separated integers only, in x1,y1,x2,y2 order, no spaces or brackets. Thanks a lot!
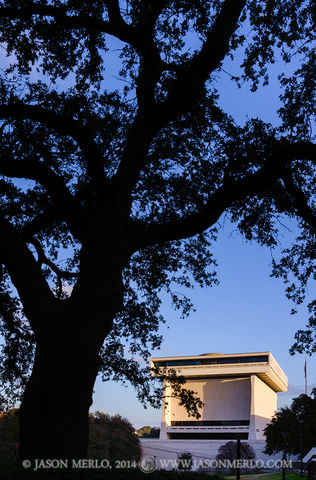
0,464,308,480
223,474,302,480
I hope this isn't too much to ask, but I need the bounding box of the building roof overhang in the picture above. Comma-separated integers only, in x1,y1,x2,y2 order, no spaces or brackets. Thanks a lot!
150,351,288,392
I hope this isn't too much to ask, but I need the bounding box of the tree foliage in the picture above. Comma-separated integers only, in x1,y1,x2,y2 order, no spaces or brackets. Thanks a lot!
216,441,256,473
88,411,141,461
264,387,316,457
0,408,19,470
0,409,142,466
0,0,315,457
177,452,193,471
137,426,160,438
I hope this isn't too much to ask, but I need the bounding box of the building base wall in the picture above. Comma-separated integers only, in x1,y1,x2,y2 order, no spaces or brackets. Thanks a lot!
140,438,282,471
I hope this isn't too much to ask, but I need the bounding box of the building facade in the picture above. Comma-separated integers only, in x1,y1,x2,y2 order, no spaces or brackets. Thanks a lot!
150,352,287,442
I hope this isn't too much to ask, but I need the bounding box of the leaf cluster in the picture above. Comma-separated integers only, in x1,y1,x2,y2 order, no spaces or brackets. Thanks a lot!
264,387,316,456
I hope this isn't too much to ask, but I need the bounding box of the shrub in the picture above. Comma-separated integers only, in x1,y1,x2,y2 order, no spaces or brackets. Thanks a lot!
88,411,141,462
177,452,193,471
216,440,256,473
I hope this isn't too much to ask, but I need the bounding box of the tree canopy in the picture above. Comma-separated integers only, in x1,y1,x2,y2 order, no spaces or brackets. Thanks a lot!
216,441,256,473
0,0,315,458
137,426,160,438
88,411,141,461
264,387,316,457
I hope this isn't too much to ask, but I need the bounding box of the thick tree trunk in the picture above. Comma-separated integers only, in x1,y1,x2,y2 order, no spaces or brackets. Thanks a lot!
18,245,125,459
19,335,100,459
17,292,117,460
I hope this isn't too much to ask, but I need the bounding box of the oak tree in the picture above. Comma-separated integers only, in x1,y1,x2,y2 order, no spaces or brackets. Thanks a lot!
0,0,315,459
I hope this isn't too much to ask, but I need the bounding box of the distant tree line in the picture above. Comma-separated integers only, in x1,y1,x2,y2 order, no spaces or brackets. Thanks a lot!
137,426,160,438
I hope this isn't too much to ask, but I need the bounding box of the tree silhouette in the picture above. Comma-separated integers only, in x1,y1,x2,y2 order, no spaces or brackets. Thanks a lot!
264,388,316,457
0,0,315,458
216,441,256,473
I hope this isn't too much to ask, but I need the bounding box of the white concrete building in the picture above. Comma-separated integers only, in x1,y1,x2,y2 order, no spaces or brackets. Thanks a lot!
142,352,288,467
151,352,287,442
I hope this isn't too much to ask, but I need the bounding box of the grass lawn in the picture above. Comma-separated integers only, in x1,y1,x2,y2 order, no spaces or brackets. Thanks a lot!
0,464,220,480
224,474,306,480
1,458,308,480
6,471,304,480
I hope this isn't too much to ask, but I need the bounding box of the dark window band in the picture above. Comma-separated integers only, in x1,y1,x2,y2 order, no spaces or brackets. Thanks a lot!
155,355,268,368
183,375,250,380
171,420,250,426
168,433,249,440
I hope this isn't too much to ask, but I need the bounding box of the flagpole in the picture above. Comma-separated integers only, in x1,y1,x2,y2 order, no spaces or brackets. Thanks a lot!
304,358,307,395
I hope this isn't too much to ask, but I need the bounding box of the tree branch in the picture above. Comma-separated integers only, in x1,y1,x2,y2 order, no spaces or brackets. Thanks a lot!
132,142,316,248
0,3,135,45
107,0,128,30
0,213,56,330
29,237,76,280
112,0,246,203
113,102,226,205
157,0,247,120
20,207,60,240
0,102,105,184
282,171,316,230
0,154,84,239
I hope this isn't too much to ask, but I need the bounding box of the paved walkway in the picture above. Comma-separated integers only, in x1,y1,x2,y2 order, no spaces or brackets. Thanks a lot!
222,474,277,480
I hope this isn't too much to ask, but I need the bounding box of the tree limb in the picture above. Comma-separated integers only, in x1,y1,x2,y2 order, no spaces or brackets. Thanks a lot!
112,0,246,202
0,3,135,45
29,237,76,279
0,213,56,330
132,142,316,248
113,102,226,205
134,0,170,108
157,0,247,120
20,207,60,240
0,154,84,239
107,0,129,32
282,171,316,230
0,102,105,184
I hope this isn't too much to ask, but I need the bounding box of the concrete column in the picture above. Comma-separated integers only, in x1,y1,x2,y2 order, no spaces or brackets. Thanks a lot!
160,381,171,440
249,374,257,441
248,374,277,441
